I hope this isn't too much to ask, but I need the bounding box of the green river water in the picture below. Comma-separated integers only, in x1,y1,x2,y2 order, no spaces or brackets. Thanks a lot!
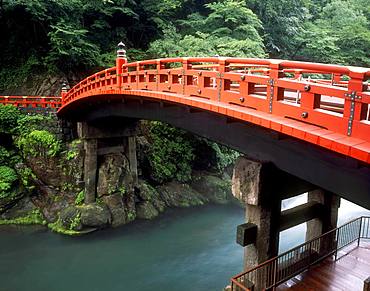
0,198,369,291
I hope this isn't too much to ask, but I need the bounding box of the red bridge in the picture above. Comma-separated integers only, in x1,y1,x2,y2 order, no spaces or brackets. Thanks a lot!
59,56,370,164
1,50,370,208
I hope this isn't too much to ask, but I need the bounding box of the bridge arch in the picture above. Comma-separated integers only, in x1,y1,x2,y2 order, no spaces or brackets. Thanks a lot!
58,92,370,209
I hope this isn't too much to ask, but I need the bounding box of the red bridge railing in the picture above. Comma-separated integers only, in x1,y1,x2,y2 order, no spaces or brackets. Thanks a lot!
61,57,370,163
0,95,62,110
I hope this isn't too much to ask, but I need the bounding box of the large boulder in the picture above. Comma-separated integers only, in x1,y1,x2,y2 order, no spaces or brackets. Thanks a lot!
136,201,159,220
79,203,111,228
136,180,165,212
97,153,133,197
102,191,137,227
191,172,232,204
157,181,207,208
0,186,25,214
59,206,82,230
0,196,37,219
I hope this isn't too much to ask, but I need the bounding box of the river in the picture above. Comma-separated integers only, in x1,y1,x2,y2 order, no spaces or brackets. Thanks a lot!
0,198,369,291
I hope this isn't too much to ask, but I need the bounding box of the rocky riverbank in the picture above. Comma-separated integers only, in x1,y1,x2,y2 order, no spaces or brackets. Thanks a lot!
0,107,238,235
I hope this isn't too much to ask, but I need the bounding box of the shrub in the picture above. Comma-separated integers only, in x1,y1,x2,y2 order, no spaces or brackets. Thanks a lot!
65,139,82,161
16,130,61,158
147,121,194,183
0,146,10,165
0,104,22,134
16,114,53,135
0,166,17,199
18,167,36,191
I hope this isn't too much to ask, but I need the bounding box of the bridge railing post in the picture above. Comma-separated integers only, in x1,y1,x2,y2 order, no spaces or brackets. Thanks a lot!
268,61,284,113
116,42,127,91
345,69,366,137
61,82,68,103
217,58,229,102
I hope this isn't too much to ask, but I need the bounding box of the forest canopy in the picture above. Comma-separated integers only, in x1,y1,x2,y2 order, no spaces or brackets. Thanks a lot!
0,0,369,90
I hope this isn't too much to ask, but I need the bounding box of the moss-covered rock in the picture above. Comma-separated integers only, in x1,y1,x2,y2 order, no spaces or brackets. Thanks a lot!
79,203,111,228
102,193,128,227
97,153,133,197
136,201,159,220
136,180,165,212
157,181,207,208
60,205,82,230
191,172,232,204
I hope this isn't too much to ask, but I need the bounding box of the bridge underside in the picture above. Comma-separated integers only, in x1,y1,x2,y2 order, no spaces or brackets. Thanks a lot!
59,94,370,209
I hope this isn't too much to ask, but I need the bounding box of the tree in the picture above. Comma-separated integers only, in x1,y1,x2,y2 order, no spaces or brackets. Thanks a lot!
148,0,265,58
246,0,309,58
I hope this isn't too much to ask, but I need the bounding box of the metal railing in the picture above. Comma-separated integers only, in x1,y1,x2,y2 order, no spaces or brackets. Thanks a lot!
231,216,370,291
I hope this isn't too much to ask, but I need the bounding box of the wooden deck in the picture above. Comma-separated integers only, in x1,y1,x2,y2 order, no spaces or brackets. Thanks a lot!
277,241,370,291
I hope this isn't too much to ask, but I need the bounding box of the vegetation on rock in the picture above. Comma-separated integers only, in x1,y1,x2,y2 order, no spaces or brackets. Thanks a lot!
0,166,17,199
16,130,61,158
75,190,85,206
0,209,46,225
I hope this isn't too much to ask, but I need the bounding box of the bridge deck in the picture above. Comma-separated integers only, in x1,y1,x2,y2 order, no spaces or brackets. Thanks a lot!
277,241,370,291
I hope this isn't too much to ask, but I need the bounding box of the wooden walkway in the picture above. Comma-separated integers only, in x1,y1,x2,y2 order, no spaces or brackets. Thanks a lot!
277,241,370,291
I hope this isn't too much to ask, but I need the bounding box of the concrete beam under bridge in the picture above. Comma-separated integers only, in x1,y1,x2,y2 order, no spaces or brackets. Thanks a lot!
59,96,370,209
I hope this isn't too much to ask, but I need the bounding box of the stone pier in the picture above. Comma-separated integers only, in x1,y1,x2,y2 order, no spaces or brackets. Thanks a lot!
232,156,340,273
78,120,139,204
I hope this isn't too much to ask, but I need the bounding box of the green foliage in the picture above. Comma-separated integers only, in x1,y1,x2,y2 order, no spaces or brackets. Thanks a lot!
192,138,240,172
0,147,11,166
1,0,369,90
0,55,43,92
69,213,81,230
0,105,22,134
293,0,370,65
148,0,265,58
16,114,53,136
17,167,36,191
16,130,61,158
0,209,46,225
0,166,18,199
61,182,74,191
48,218,81,235
75,190,85,205
46,19,100,70
247,0,309,57
0,147,21,168
209,143,240,171
147,121,194,183
118,186,126,196
66,150,78,161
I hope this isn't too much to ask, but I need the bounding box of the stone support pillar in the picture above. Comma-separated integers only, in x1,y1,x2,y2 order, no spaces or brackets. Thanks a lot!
84,138,98,204
126,136,138,185
306,189,340,239
232,158,281,270
306,189,340,255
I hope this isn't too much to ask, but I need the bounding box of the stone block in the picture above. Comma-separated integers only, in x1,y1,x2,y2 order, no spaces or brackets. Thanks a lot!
236,223,257,246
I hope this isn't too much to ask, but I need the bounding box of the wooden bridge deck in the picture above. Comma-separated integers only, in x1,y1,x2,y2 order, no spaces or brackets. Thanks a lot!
277,241,370,291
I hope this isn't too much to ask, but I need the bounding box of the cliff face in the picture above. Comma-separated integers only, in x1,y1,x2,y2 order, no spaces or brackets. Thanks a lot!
0,114,236,234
